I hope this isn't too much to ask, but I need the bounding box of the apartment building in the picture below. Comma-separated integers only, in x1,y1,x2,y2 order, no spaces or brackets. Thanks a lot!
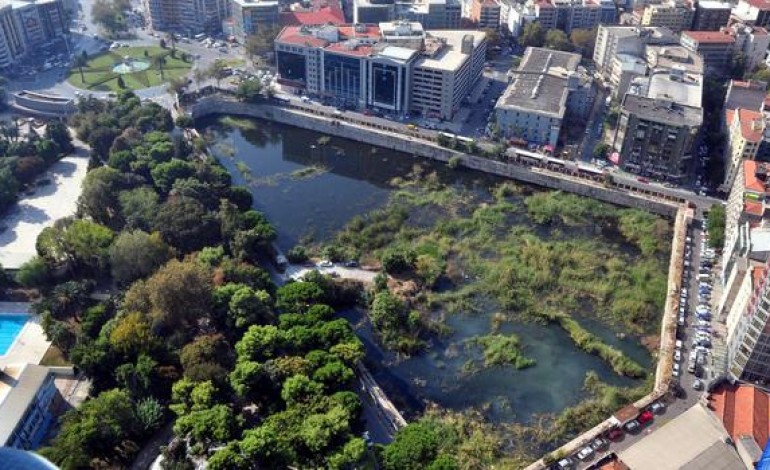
534,0,557,28
353,0,461,28
680,30,734,75
639,0,695,33
495,47,594,147
732,0,770,29
692,0,731,31
503,0,537,35
144,0,229,33
0,0,66,68
469,0,501,28
275,23,485,117
0,364,59,450
229,0,279,42
724,108,765,190
593,25,677,76
611,66,703,180
729,24,770,71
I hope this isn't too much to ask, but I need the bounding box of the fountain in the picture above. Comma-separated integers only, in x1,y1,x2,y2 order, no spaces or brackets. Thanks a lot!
112,55,150,74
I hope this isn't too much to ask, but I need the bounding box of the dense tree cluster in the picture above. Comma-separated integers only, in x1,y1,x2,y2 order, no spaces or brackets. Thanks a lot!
31,96,380,469
0,120,73,213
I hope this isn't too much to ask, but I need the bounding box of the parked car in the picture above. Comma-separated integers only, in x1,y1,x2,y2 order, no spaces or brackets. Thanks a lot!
577,446,594,461
649,402,666,414
607,427,624,441
693,379,704,390
672,363,681,377
318,260,333,268
674,350,682,362
590,437,609,451
624,419,640,433
638,410,654,425
555,457,575,469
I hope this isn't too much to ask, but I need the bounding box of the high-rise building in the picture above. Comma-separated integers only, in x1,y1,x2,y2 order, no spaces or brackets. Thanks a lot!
611,67,703,180
692,0,731,31
724,108,765,190
0,0,66,69
469,0,501,28
732,0,770,30
680,30,735,75
229,0,279,42
144,0,229,33
639,0,695,33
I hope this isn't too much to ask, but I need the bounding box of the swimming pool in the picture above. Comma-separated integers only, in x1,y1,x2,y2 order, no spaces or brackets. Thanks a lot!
0,315,28,355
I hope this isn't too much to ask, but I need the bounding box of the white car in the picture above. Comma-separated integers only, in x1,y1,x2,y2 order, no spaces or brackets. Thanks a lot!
576,446,594,461
318,260,333,268
674,350,682,362
672,363,681,377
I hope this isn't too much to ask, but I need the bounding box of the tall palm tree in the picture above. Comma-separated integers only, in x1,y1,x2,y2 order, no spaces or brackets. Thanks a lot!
153,55,167,80
74,54,89,84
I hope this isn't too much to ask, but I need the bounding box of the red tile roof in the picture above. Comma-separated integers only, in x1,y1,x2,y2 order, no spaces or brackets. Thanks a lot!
745,200,765,216
743,160,769,193
737,108,764,142
711,383,770,449
280,9,345,26
682,30,735,43
324,43,373,57
276,27,329,47
336,24,380,39
745,0,770,10
753,266,766,287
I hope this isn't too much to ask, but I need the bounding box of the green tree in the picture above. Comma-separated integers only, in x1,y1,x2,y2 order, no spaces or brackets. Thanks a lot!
154,197,220,253
276,281,325,313
78,166,129,228
109,311,157,356
144,259,212,332
281,374,324,407
109,230,173,284
150,159,196,192
235,78,264,103
569,28,596,57
228,286,274,329
383,422,441,470
15,256,50,288
180,333,234,383
706,204,726,249
173,405,242,447
593,143,610,160
545,29,572,51
39,389,141,468
119,186,160,231
519,22,545,48
135,397,165,432
45,121,74,154
235,324,282,361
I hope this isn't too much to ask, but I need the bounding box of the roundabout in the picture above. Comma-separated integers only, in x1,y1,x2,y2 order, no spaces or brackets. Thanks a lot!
68,46,192,92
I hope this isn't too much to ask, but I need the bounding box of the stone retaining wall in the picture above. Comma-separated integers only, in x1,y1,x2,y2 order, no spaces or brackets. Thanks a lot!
189,98,680,217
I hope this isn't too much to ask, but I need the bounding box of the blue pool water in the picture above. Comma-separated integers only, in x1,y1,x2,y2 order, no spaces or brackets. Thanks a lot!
0,315,28,355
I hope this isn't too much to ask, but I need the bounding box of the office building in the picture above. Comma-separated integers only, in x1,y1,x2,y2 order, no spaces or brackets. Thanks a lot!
692,0,731,31
593,25,677,77
611,66,702,180
726,256,770,384
0,364,59,450
732,0,770,30
229,0,279,42
352,0,461,28
494,47,594,147
411,30,486,119
639,0,695,33
0,0,66,69
274,22,485,117
469,0,500,27
144,0,229,33
680,30,735,75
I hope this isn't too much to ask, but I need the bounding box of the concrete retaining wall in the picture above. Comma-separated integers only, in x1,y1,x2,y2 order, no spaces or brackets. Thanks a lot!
190,98,680,217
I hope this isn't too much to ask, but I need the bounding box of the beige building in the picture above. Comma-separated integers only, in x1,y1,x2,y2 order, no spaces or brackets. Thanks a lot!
593,25,676,77
724,108,764,190
411,30,487,120
0,0,67,69
640,0,695,33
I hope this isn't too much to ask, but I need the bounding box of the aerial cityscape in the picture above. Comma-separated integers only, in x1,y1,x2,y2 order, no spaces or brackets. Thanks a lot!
1,0,770,467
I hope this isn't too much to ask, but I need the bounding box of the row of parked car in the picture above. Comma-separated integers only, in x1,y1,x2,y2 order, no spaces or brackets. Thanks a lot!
549,402,666,469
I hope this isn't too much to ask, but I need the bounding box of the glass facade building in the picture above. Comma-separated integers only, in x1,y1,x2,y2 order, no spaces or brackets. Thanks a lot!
323,53,364,103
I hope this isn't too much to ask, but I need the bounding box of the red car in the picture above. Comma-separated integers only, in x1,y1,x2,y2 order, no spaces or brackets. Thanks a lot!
607,427,624,441
637,177,650,184
638,410,654,425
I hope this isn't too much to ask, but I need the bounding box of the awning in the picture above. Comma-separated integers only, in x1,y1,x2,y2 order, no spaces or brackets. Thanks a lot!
609,152,620,164
544,144,554,152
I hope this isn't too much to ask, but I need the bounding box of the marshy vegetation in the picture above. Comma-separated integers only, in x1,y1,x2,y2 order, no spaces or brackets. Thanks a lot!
319,167,669,379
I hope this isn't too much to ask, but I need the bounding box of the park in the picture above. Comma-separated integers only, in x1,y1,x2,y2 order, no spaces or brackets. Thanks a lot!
67,46,192,92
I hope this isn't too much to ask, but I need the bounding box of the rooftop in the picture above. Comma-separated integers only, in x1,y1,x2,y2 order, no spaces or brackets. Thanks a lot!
497,47,585,118
0,364,51,447
681,30,735,43
725,79,767,111
622,93,703,127
730,108,764,143
697,0,731,8
276,23,381,48
709,383,770,458
645,44,704,74
414,30,486,72
744,0,770,10
743,160,770,193
647,70,703,108
617,404,746,470
280,0,346,27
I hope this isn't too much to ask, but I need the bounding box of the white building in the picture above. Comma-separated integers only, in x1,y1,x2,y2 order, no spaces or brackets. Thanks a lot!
593,25,677,77
0,0,66,68
495,47,594,147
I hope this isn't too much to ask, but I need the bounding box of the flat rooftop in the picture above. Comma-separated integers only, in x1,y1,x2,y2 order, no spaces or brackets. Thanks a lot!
697,0,731,8
617,405,746,470
414,30,485,72
622,93,703,127
0,364,51,447
497,47,583,118
647,70,702,108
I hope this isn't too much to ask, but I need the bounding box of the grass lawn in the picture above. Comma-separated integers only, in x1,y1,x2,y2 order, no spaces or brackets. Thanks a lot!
68,46,192,92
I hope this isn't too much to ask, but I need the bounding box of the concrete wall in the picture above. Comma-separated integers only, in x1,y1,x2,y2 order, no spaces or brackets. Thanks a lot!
190,97,680,217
